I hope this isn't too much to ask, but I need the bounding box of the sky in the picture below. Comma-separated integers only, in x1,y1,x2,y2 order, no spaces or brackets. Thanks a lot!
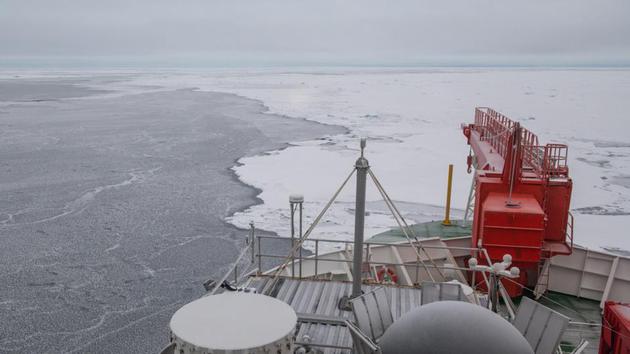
1,0,630,67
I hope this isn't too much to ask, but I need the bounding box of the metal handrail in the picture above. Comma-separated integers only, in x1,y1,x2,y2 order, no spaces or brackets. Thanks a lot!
255,234,473,249
257,234,486,280
473,107,569,179
209,240,253,295
566,211,574,250
258,253,476,272
209,227,494,291
522,144,569,178
255,234,494,287
209,224,257,295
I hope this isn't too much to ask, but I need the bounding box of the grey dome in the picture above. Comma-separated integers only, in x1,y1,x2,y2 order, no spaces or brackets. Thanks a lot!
379,301,533,354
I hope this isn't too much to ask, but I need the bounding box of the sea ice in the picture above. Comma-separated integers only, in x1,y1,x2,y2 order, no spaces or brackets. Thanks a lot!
124,68,630,252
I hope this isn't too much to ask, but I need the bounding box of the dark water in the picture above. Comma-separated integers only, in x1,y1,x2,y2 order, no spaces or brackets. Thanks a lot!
0,79,342,353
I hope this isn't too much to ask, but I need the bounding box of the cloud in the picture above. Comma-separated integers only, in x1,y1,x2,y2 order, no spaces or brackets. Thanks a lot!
1,0,629,65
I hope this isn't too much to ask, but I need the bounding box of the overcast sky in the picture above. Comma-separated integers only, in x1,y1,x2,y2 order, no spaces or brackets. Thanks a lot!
1,0,629,66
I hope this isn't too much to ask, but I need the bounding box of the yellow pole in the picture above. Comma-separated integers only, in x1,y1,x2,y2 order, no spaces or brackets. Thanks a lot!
442,164,453,226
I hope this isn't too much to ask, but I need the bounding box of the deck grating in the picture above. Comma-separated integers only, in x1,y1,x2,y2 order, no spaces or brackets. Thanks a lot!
247,277,424,352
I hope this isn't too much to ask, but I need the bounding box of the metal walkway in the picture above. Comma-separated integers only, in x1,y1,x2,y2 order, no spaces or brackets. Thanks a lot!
245,277,424,353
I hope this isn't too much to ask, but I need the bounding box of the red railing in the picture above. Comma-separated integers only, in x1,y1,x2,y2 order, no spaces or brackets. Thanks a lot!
543,144,569,177
522,144,569,178
474,107,518,158
474,107,568,179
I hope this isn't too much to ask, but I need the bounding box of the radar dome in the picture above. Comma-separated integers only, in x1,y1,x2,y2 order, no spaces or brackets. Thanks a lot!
379,301,533,354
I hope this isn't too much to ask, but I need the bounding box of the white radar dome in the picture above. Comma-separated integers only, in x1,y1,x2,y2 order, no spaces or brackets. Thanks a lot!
169,292,297,354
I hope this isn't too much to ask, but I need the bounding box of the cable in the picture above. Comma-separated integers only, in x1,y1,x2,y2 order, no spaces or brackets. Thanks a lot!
367,168,435,282
368,168,447,281
262,167,357,295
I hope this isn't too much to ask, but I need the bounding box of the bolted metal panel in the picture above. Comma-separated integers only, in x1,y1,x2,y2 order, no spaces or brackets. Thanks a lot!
420,282,467,305
513,297,569,354
349,287,394,342
249,278,424,353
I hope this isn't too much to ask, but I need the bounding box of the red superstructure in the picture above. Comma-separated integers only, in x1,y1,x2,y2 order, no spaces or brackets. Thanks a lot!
600,301,630,354
462,107,574,297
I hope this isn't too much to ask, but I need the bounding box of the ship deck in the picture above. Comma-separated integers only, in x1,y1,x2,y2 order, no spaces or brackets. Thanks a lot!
368,219,472,243
534,291,602,353
244,276,604,354
244,276,426,353
226,219,617,353
371,221,606,353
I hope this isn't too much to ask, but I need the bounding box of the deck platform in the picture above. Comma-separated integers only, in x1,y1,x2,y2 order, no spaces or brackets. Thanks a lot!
241,277,604,353
244,277,425,353
369,219,472,243
536,292,602,354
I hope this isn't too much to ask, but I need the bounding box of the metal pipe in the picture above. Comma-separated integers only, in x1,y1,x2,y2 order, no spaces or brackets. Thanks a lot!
289,194,304,279
366,243,371,280
506,124,521,207
352,138,369,298
471,250,477,295
489,273,500,312
415,254,420,285
249,222,255,264
294,341,352,351
299,202,303,279
499,283,516,319
290,202,295,278
442,164,453,226
314,239,319,278
257,235,262,275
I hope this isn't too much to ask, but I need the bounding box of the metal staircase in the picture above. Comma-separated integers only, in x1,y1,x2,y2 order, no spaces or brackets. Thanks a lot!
534,258,550,299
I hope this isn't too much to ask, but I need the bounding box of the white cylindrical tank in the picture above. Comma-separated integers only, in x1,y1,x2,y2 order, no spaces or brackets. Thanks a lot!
169,292,297,354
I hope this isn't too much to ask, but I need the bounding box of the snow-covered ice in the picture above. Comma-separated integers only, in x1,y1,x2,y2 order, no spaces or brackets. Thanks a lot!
124,68,630,252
